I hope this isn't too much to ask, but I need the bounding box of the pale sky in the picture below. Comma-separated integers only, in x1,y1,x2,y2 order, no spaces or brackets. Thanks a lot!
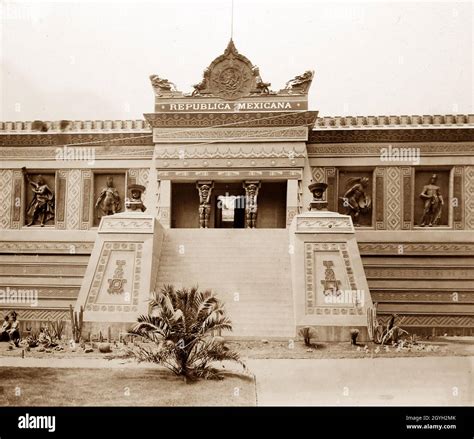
1,0,473,121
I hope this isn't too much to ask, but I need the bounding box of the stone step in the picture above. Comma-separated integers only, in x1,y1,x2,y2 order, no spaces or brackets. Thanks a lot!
155,229,295,337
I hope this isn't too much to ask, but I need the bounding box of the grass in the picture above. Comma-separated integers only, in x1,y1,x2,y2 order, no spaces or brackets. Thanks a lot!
0,367,255,406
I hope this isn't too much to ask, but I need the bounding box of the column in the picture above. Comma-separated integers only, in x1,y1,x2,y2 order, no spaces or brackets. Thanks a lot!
158,179,171,228
286,179,299,227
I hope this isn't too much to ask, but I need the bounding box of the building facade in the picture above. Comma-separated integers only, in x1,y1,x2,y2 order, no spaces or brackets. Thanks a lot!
1,41,474,337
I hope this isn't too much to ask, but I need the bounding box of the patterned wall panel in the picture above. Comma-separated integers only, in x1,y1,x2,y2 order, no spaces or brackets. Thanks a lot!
401,167,412,229
453,166,464,230
11,170,22,229
325,168,337,212
377,314,474,328
127,169,138,186
310,166,337,208
465,166,474,229
311,167,325,184
81,170,93,229
66,169,82,229
385,167,403,230
374,168,385,229
56,170,67,229
0,170,13,229
137,169,150,187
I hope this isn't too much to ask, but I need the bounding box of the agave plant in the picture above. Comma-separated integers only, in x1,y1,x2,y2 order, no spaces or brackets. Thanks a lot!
128,285,245,381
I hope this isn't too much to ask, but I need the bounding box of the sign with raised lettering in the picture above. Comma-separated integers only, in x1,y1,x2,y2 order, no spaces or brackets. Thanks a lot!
155,99,308,113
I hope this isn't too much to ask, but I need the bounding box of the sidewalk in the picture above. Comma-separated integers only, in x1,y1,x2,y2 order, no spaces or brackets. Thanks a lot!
247,356,474,406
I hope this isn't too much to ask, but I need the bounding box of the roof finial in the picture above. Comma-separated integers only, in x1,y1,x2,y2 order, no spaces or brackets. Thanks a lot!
230,0,234,40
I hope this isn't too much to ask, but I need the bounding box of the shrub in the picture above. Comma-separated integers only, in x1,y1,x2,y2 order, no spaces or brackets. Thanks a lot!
128,285,245,381
350,328,360,345
299,326,315,347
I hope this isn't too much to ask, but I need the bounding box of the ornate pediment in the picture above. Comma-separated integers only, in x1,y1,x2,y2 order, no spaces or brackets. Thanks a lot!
149,40,316,109
192,40,271,100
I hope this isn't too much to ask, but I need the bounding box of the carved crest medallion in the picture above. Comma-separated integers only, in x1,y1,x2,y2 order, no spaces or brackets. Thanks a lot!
193,40,268,100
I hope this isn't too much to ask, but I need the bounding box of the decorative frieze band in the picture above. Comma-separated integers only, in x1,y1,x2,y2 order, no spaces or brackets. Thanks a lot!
0,241,93,254
359,242,474,255
153,126,308,142
156,169,303,180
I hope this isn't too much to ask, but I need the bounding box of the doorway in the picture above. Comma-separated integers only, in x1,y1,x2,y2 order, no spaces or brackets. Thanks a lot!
213,183,246,228
215,194,246,228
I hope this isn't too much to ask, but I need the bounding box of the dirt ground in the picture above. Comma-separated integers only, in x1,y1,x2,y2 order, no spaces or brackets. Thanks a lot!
1,336,473,361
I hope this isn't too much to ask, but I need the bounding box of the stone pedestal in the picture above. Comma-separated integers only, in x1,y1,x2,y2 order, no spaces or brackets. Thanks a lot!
290,210,373,341
75,212,164,331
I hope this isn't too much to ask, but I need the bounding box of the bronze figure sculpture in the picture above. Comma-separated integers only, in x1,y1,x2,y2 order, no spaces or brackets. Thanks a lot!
243,181,260,228
95,176,121,219
340,177,372,226
419,174,444,227
197,182,213,228
22,167,55,227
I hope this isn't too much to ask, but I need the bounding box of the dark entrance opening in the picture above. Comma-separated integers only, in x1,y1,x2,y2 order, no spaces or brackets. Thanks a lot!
171,181,287,228
216,194,246,228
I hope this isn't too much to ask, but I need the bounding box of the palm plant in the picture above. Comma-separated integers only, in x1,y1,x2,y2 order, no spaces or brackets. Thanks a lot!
128,285,245,381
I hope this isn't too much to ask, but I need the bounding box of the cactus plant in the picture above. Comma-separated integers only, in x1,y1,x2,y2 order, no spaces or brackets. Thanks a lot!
69,304,83,343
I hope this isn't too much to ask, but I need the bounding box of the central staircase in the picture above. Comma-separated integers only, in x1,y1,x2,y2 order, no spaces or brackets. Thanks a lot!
155,229,295,338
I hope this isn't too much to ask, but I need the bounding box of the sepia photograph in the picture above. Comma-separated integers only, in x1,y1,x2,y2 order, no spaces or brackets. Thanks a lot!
0,0,473,434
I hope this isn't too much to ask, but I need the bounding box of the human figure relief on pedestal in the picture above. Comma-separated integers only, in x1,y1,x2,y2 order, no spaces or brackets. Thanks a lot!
320,260,342,298
243,181,260,228
419,174,444,227
340,177,372,227
196,181,213,228
95,176,121,220
22,167,55,227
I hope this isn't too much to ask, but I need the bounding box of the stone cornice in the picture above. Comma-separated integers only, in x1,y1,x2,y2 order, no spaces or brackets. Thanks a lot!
314,114,474,129
2,114,472,133
0,119,149,132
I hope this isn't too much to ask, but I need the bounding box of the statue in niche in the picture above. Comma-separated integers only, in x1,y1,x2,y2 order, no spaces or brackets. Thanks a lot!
125,184,146,212
252,66,271,94
243,181,260,228
419,174,444,227
22,167,55,227
197,182,213,228
149,75,177,95
340,177,372,227
95,176,121,219
284,70,314,94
